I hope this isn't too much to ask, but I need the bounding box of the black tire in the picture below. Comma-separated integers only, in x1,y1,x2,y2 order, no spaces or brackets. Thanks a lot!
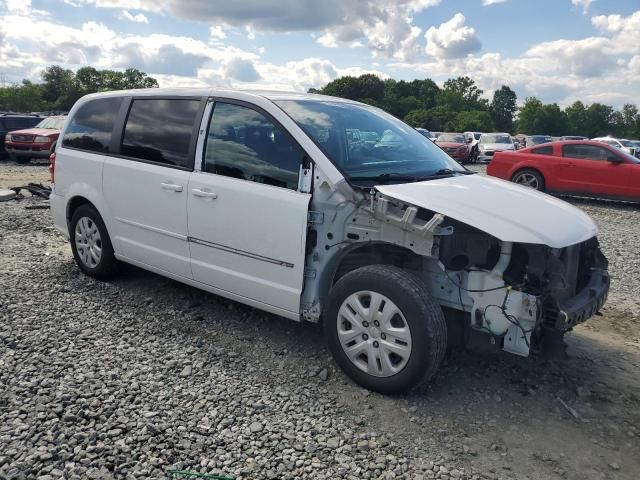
511,169,545,191
69,204,119,280
324,265,447,394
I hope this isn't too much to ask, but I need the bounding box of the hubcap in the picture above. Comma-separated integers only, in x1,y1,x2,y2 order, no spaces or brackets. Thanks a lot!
74,217,102,268
514,173,539,189
337,291,412,378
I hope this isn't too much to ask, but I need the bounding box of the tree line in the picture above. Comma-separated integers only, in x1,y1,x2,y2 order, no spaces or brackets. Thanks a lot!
310,74,640,138
2,66,638,138
0,65,158,113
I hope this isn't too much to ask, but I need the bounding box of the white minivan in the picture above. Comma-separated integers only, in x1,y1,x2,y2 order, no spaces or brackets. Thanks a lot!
50,89,609,393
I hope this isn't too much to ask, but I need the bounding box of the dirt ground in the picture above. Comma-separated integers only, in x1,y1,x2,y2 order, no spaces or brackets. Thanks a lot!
1,161,639,480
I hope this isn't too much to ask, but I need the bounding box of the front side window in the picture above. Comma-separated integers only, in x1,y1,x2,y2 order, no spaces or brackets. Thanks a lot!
275,100,463,185
121,98,200,169
63,97,122,153
203,102,302,190
562,144,611,161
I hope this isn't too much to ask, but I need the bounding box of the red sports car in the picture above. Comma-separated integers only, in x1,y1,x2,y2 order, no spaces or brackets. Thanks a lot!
435,133,471,163
487,140,640,202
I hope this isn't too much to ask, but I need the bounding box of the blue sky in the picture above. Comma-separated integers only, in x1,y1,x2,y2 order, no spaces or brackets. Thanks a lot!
1,0,639,106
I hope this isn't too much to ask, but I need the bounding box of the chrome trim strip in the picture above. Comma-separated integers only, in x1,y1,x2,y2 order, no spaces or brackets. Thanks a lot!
188,236,294,268
115,217,187,241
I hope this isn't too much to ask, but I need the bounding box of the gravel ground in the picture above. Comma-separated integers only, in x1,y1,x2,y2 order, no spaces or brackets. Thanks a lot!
1,161,639,480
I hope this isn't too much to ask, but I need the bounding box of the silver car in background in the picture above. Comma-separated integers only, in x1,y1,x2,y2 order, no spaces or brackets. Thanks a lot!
477,132,515,162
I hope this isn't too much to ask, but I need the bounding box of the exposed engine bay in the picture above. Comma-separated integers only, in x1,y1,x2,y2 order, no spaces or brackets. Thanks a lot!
301,175,610,359
426,219,609,356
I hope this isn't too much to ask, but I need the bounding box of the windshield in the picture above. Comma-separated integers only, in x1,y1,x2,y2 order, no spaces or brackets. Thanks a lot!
275,100,465,184
619,139,634,147
35,117,65,129
480,134,511,144
437,133,465,143
530,136,552,144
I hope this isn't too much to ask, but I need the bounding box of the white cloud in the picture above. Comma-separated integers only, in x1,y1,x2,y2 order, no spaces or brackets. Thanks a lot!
121,10,149,23
3,0,31,14
482,0,507,5
425,13,481,59
571,0,595,14
209,25,226,39
225,57,261,82
59,0,441,60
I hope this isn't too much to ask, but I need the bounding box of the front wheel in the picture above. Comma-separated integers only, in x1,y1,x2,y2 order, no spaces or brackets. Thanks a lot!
324,265,447,394
512,169,545,191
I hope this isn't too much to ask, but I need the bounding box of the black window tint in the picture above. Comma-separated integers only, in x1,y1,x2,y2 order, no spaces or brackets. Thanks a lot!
562,144,611,161
204,102,301,190
121,99,200,169
532,145,553,155
63,98,122,153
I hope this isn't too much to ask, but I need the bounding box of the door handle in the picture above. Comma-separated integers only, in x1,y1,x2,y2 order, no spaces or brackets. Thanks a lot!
191,188,218,199
160,182,183,192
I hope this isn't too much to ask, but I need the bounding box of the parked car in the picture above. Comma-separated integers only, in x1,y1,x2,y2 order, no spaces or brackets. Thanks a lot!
434,133,471,163
560,135,588,141
0,113,43,157
591,137,638,157
463,131,482,160
415,128,434,140
4,116,66,163
476,132,515,162
50,89,609,394
487,140,640,202
523,135,553,147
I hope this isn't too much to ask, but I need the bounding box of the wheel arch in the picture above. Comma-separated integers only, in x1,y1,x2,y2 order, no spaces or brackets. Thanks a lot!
311,242,424,322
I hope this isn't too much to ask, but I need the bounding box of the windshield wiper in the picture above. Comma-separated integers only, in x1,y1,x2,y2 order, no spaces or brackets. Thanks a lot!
419,168,475,178
349,173,419,183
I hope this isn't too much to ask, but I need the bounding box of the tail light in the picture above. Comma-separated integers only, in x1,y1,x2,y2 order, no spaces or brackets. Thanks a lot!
49,152,56,183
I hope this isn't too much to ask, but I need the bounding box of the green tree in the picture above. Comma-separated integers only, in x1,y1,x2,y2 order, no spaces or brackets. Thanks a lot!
584,103,613,137
490,85,517,132
41,65,79,110
516,97,567,135
404,109,430,128
621,104,639,138
565,101,587,136
453,110,495,132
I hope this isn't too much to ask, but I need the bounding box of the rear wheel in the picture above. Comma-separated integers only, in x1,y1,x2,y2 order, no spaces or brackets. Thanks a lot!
324,265,447,394
512,169,544,191
70,204,119,280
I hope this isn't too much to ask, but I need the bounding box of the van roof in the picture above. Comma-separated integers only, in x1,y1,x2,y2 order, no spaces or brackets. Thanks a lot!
80,88,358,104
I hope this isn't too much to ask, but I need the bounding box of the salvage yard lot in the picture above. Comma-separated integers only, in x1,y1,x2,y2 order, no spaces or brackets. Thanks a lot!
1,161,639,480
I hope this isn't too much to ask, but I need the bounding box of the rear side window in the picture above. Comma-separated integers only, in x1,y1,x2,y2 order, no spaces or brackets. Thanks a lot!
531,145,553,155
121,98,200,169
63,97,122,153
203,102,302,190
562,144,611,161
